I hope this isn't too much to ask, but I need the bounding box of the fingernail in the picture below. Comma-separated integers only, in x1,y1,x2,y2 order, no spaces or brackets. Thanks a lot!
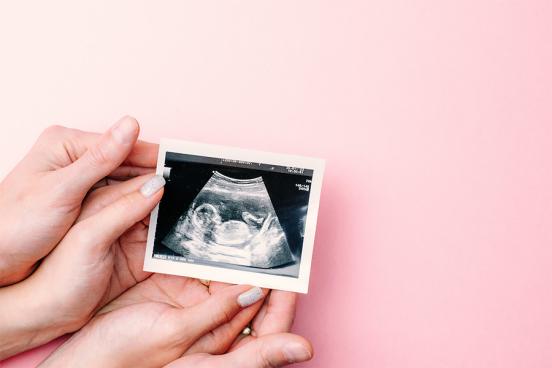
140,175,166,197
282,342,312,363
237,287,263,307
111,116,138,144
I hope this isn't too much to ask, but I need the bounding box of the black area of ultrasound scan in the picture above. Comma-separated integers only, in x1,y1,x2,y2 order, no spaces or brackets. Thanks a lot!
152,152,312,275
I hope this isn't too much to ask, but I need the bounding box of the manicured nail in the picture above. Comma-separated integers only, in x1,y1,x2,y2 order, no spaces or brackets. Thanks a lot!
111,116,138,144
282,342,312,363
140,175,166,197
237,287,263,307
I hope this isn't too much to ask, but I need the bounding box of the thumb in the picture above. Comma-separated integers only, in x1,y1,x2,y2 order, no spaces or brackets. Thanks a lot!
166,333,313,368
57,116,140,195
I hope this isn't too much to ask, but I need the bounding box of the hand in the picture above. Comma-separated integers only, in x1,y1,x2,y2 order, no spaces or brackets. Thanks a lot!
168,291,313,368
167,333,312,368
0,173,165,358
0,116,157,285
39,278,269,367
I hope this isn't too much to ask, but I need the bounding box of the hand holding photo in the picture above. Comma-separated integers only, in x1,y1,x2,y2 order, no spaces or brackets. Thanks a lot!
144,139,325,293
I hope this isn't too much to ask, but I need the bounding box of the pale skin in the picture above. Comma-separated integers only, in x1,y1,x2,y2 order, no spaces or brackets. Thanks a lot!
0,116,313,367
40,279,311,368
0,116,155,286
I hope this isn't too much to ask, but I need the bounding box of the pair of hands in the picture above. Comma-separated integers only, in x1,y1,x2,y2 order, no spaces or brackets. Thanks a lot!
0,117,313,367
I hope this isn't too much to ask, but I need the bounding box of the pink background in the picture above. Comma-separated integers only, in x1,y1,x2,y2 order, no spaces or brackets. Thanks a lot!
0,1,551,367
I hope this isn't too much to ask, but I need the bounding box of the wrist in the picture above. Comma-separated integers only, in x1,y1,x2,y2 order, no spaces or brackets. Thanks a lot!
37,336,84,368
0,186,39,287
38,328,113,368
0,257,36,286
0,279,72,359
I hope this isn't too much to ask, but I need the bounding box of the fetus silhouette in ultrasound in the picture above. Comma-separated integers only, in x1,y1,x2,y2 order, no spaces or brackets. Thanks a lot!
162,171,294,268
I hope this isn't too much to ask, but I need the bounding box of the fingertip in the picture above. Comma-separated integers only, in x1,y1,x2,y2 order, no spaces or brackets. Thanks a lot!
237,286,265,308
229,333,313,367
121,114,137,122
139,175,166,198
111,115,140,145
272,334,314,365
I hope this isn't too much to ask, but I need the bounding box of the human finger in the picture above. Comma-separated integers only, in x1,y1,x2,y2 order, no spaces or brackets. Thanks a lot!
68,174,164,256
79,174,156,222
231,290,298,350
168,286,267,347
184,294,264,355
166,333,313,368
55,116,140,195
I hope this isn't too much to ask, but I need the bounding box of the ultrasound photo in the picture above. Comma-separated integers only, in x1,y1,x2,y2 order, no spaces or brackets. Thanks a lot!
144,139,324,293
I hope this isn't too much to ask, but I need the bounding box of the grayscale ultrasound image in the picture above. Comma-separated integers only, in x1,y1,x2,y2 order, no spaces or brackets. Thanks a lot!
152,152,313,278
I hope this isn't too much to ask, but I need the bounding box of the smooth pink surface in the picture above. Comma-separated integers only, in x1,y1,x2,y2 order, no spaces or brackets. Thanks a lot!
0,1,551,367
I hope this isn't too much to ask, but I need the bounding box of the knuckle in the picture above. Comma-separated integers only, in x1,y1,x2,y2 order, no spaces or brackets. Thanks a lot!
116,192,137,211
214,326,233,346
36,125,81,157
107,192,139,219
289,314,296,328
257,340,278,368
41,124,67,137
39,124,80,143
80,190,104,214
86,146,111,168
211,302,233,326
71,224,96,247
164,312,192,346
37,125,67,144
203,330,225,354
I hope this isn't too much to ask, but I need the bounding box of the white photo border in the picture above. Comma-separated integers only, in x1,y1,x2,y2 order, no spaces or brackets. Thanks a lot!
143,139,325,293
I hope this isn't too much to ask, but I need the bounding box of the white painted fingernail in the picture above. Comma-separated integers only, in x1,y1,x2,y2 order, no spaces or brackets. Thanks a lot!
282,342,312,363
237,287,263,307
140,175,166,197
111,116,138,144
